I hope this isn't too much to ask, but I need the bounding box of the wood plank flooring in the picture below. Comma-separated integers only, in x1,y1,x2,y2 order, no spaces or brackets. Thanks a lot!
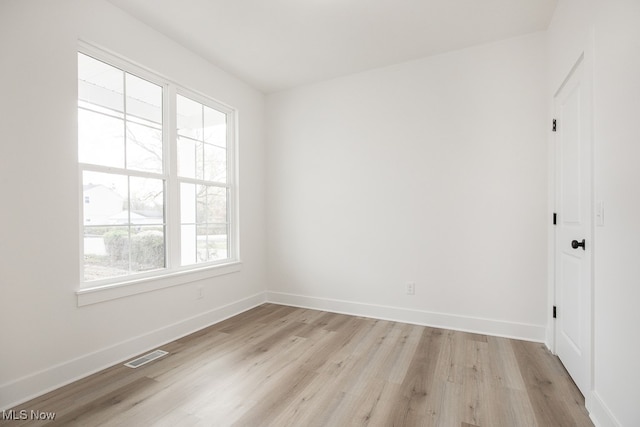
2,304,593,426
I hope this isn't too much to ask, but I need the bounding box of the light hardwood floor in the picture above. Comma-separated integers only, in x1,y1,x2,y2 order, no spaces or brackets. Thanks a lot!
3,304,593,426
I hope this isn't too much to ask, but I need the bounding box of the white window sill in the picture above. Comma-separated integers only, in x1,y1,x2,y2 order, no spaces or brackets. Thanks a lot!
76,261,242,307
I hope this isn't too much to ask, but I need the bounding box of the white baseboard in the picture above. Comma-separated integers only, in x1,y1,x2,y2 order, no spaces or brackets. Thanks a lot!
5,291,622,426
0,291,549,411
0,292,266,411
266,291,546,342
589,392,622,427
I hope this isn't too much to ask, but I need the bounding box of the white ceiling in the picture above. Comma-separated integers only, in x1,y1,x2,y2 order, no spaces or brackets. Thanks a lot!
107,0,557,93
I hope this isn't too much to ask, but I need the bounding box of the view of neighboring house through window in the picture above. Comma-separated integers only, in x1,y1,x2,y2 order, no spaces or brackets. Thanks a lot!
78,49,235,286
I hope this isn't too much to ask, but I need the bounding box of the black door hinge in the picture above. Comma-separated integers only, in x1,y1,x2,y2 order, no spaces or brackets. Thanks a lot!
553,306,557,319
553,213,557,225
552,119,557,132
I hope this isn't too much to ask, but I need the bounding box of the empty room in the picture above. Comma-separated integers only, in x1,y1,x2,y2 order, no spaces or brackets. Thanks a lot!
1,0,639,426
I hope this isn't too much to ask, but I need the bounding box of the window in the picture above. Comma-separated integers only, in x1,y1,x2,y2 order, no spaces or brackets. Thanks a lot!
78,47,236,289
177,95,230,265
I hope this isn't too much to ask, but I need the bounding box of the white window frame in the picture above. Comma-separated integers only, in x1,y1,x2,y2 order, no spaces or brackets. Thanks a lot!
76,42,240,306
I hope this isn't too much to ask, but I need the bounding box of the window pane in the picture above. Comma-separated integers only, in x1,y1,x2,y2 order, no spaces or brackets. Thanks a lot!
130,226,165,272
204,106,226,147
208,224,228,261
126,73,162,126
83,226,129,282
126,122,163,173
129,177,164,225
203,143,226,183
177,137,197,178
181,224,196,265
177,95,202,140
197,225,216,263
180,183,229,265
82,171,127,225
206,186,227,224
192,224,228,263
79,100,124,119
196,185,207,224
78,53,124,114
180,182,196,224
78,109,125,168
196,141,205,181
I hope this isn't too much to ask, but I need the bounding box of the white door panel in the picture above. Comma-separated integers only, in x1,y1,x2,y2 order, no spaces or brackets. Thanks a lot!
560,253,581,351
554,58,591,398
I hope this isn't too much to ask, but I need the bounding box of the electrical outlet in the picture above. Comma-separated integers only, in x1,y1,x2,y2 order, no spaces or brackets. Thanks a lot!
406,282,415,295
197,286,204,299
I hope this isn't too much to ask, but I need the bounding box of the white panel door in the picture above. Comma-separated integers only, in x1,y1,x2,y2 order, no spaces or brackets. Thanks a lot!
554,58,591,398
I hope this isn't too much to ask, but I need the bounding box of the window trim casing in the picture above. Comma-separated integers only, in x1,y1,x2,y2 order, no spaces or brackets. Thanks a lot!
76,262,242,306
76,41,240,305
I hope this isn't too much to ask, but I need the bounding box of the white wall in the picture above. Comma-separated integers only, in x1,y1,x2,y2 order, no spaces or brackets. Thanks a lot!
0,0,266,409
549,0,640,425
266,33,549,340
590,1,640,425
5,2,637,424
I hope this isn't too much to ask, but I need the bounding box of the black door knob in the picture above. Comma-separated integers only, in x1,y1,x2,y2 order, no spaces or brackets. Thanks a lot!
571,239,586,250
